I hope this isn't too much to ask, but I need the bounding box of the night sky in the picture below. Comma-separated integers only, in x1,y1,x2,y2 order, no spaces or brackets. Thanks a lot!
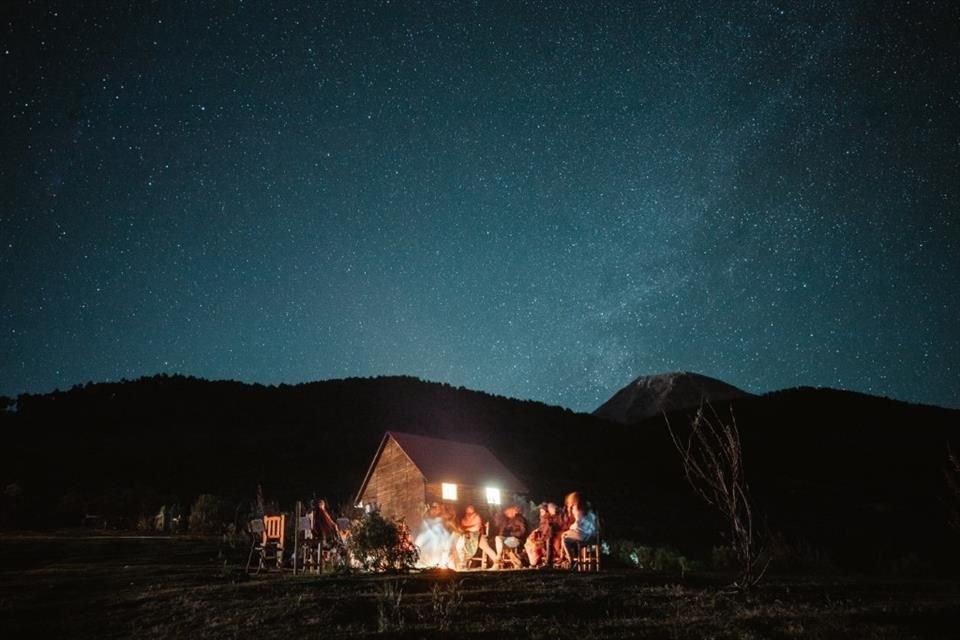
2,1,958,412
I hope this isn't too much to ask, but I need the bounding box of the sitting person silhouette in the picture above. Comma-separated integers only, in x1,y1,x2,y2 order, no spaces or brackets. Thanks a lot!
494,504,529,568
561,496,597,568
455,504,497,569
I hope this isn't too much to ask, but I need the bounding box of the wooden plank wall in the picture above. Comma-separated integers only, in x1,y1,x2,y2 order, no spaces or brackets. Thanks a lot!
359,437,425,532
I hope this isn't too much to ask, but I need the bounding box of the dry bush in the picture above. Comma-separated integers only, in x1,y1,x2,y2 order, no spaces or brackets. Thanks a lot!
666,404,767,589
350,511,418,572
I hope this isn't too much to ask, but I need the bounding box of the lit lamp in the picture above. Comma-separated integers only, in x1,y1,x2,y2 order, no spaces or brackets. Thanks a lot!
485,487,501,506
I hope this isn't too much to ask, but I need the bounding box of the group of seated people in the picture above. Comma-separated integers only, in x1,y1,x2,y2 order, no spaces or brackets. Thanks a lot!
526,493,598,569
416,491,597,570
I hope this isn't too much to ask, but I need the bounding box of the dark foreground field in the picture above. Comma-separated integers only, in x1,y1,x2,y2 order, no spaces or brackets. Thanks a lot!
1,535,958,639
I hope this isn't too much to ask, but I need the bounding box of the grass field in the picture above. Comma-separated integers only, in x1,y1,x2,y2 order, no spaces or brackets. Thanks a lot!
1,534,958,639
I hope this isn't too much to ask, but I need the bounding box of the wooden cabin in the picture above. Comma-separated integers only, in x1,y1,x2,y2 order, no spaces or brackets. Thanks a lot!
355,431,529,529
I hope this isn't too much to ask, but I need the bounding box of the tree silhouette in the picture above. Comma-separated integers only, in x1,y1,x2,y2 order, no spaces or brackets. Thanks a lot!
666,404,767,588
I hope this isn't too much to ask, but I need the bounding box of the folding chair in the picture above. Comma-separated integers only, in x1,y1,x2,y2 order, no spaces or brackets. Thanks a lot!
246,514,285,573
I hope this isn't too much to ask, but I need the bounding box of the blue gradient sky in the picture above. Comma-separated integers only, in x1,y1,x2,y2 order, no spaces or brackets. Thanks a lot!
2,1,958,411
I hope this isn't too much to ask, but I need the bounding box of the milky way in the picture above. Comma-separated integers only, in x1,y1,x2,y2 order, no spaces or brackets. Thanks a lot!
2,1,958,411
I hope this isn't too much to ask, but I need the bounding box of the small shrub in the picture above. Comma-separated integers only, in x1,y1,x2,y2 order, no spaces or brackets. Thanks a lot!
653,547,693,574
136,514,152,531
764,533,836,574
605,539,652,568
605,539,697,575
711,545,737,571
350,511,418,572
188,494,228,534
889,552,933,577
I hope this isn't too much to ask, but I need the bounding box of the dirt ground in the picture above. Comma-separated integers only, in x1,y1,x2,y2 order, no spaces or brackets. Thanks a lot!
1,534,958,639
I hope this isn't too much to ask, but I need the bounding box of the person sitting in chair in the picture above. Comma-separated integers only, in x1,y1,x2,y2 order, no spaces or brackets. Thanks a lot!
561,499,597,568
525,502,559,568
455,504,497,569
494,504,529,568
313,498,340,547
554,493,577,565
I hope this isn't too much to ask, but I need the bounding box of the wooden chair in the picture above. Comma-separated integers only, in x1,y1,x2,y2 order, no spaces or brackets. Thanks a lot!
498,536,523,569
293,506,348,574
297,514,321,574
246,514,285,573
464,523,491,570
263,515,286,570
575,513,601,572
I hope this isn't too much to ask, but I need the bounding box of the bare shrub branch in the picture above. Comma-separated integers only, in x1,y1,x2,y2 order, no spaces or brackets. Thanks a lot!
666,403,767,588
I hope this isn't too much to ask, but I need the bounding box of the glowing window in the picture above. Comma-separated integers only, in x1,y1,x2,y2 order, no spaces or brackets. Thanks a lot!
485,487,501,505
441,483,457,501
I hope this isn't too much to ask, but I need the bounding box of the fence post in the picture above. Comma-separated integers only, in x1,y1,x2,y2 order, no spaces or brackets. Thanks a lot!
293,501,301,575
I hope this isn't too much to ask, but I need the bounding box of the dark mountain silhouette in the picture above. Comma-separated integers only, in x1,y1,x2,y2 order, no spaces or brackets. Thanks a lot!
1,374,958,572
594,371,753,424
0,375,604,521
